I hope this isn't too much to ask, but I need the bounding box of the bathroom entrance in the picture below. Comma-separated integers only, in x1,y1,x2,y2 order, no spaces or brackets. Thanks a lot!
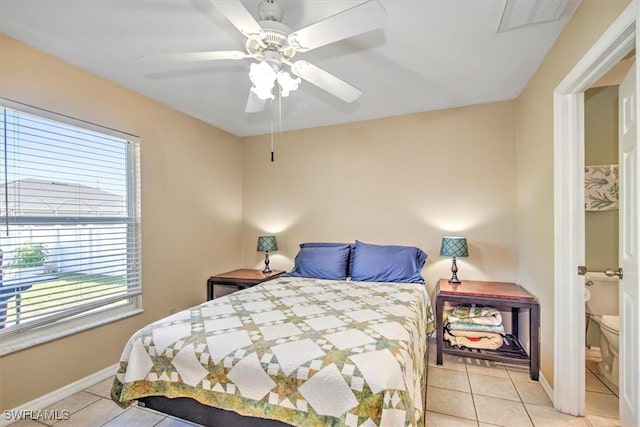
583,76,625,409
553,3,640,425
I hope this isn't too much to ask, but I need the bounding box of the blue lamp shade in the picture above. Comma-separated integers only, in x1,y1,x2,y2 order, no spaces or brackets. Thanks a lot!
257,236,278,252
439,237,468,258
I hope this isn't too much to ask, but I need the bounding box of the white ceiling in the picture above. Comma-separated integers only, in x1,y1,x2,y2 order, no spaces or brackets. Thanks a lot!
0,0,580,137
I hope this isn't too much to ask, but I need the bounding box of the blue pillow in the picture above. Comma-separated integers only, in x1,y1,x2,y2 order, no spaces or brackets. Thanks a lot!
286,244,351,280
350,240,427,283
300,242,355,276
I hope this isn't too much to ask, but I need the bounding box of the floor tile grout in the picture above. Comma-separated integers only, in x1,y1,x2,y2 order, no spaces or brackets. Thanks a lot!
506,368,536,427
463,362,481,424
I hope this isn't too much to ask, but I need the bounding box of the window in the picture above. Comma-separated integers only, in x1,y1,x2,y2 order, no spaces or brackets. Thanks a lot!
0,100,141,354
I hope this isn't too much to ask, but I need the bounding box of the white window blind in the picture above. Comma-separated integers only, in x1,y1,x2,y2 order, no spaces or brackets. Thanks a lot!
0,101,141,349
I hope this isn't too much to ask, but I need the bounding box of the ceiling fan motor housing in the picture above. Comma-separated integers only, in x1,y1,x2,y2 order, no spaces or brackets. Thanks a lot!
244,19,295,63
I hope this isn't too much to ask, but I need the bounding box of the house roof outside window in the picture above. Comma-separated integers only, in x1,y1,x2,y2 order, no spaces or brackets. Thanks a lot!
0,178,126,217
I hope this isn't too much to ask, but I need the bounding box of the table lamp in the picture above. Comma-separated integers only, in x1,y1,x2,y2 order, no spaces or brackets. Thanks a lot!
257,235,278,273
440,236,468,283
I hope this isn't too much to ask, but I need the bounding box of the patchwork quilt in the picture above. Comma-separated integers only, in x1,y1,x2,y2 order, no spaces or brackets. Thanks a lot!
111,276,435,426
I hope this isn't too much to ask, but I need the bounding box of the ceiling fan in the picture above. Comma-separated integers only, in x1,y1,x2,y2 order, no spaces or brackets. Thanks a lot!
145,0,387,113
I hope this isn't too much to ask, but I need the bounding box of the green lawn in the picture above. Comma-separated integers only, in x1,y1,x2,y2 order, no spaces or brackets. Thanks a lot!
4,273,127,325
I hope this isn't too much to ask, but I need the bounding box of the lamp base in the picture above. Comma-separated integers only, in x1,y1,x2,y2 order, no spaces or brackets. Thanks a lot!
448,257,461,283
262,251,272,274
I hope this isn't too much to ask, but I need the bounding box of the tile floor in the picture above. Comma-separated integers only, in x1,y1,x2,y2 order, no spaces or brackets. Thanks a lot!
7,378,200,427
7,342,620,427
425,343,620,427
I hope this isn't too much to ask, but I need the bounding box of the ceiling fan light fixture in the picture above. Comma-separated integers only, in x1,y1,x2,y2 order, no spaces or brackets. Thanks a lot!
249,60,301,100
250,85,275,101
277,71,301,97
249,61,277,100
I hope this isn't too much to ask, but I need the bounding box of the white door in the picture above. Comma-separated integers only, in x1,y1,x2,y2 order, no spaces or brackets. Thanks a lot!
619,62,639,427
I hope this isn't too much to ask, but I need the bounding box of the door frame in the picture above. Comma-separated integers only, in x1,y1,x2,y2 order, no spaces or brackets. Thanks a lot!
553,2,637,415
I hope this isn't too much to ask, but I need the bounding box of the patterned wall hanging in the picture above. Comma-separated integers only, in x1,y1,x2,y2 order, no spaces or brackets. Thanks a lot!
585,164,619,211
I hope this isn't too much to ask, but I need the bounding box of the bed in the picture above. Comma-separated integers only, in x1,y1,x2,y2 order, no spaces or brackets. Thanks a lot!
111,241,435,427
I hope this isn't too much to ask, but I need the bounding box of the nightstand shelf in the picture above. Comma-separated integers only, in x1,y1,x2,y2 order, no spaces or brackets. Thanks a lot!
206,269,285,300
442,333,530,362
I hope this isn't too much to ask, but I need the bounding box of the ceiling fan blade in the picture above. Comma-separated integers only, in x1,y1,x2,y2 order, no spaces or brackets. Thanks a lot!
142,51,249,62
288,0,386,52
290,60,361,103
210,0,265,41
245,90,267,113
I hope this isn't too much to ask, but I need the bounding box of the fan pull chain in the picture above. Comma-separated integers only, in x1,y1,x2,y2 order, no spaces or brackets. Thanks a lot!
270,97,274,162
278,85,282,161
270,119,274,162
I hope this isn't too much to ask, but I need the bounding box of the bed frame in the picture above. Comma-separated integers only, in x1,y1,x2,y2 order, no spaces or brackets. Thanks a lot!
138,396,292,427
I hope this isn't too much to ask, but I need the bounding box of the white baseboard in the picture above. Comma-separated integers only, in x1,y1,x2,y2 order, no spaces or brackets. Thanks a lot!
1,363,118,427
539,370,553,403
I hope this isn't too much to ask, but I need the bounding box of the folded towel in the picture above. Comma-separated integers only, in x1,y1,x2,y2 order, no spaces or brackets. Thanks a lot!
446,321,505,335
444,329,504,350
445,305,503,326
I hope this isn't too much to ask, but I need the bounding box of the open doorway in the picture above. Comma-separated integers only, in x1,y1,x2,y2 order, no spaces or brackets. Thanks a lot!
582,51,634,422
553,3,639,426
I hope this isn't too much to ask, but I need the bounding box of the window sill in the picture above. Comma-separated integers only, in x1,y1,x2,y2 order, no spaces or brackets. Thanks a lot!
0,304,143,356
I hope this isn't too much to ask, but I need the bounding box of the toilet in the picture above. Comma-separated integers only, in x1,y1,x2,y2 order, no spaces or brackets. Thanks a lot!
584,272,619,387
597,314,619,387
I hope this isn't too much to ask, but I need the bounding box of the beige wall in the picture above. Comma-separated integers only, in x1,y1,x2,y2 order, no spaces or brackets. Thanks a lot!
1,0,632,410
515,0,630,386
585,86,619,272
0,35,243,409
241,101,518,298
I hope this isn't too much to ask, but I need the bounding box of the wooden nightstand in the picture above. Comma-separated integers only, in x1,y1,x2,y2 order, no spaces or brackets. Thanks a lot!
206,269,285,300
435,278,540,380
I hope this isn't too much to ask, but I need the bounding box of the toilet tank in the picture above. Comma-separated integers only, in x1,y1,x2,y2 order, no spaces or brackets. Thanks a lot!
585,272,619,316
